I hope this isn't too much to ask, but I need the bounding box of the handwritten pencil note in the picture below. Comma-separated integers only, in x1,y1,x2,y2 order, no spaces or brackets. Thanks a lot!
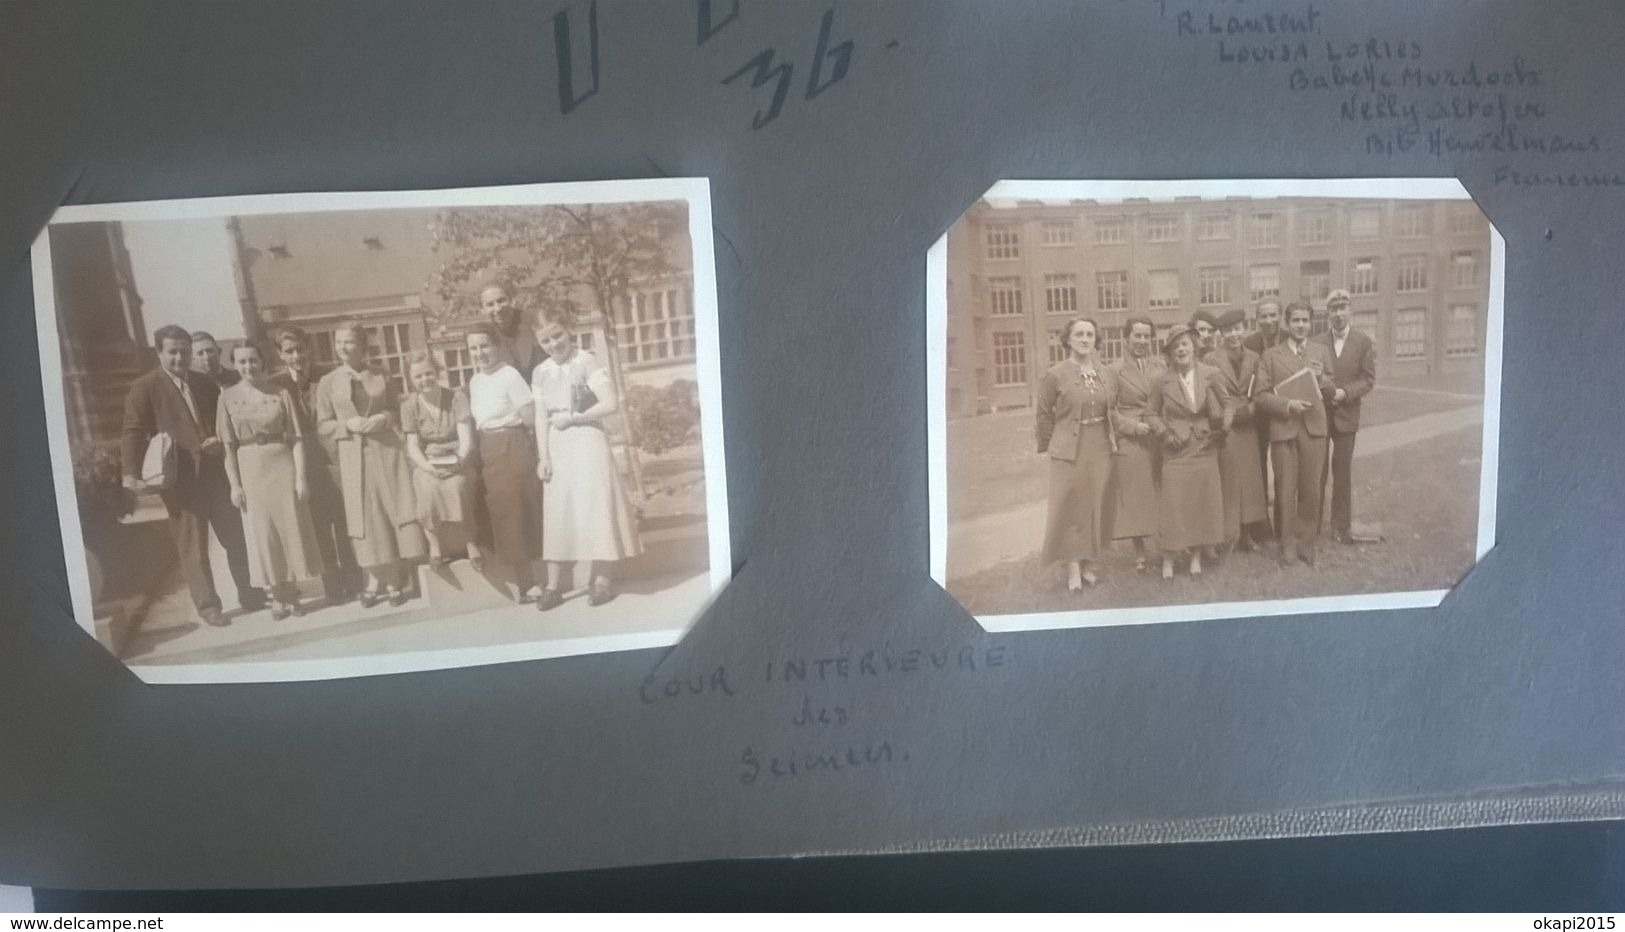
640,641,1013,785
1159,1,1624,189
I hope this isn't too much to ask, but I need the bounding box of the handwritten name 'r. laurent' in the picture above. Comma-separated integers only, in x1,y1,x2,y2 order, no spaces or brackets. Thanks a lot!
1177,4,1323,38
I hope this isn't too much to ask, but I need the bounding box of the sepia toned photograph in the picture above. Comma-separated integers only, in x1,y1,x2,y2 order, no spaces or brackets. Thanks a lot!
928,179,1502,631
33,178,728,682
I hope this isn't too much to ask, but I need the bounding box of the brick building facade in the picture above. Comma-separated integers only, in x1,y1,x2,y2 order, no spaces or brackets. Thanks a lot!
945,196,1494,417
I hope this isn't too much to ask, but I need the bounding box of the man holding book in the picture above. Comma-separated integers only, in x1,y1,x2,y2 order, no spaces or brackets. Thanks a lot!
1255,300,1337,567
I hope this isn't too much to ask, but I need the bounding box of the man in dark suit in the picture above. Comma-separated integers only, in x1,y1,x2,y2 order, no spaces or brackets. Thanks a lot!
271,326,356,604
189,330,240,388
480,284,548,381
1255,301,1337,566
1314,289,1377,544
1244,299,1286,539
121,325,261,625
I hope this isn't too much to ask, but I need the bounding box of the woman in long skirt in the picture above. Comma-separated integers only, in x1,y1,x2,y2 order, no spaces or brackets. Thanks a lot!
315,321,426,607
1148,326,1227,579
1205,309,1269,551
531,308,643,609
1036,317,1118,592
1108,314,1164,572
464,322,540,603
218,341,322,619
401,351,480,568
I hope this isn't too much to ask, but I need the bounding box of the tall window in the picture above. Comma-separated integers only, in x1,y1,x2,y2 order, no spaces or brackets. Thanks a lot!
985,224,1020,260
1349,206,1381,241
1299,260,1331,303
1447,304,1479,357
1098,325,1126,362
439,346,475,388
1096,270,1129,310
1298,210,1332,245
1042,220,1077,246
1394,308,1428,359
1090,217,1125,245
1147,269,1180,309
1397,203,1430,238
1197,213,1232,241
1043,273,1078,314
1198,266,1230,306
1397,254,1430,292
1047,335,1070,365
619,286,697,365
313,322,413,395
1449,204,1480,234
1353,308,1380,341
988,276,1024,317
1248,264,1280,302
992,331,1027,386
1144,215,1180,243
1350,257,1379,295
1452,250,1478,288
1249,212,1280,247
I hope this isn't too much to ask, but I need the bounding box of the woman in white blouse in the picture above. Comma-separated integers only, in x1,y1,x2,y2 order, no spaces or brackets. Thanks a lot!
465,322,540,602
531,308,642,609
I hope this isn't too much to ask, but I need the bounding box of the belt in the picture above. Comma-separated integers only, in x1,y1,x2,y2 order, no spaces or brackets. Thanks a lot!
240,435,290,446
1076,416,1107,426
478,424,527,434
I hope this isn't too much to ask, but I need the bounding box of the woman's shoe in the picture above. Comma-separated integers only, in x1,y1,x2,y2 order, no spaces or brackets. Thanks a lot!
387,587,409,607
1161,558,1175,580
1134,557,1148,574
587,579,616,607
1081,568,1099,588
428,554,448,569
359,590,384,608
535,588,563,611
270,603,292,621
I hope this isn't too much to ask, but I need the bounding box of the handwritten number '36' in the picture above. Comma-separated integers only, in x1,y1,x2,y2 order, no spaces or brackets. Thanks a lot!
721,9,854,129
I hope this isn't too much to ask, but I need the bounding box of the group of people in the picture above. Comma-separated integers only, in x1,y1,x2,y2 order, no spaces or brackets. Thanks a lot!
118,285,643,628
1036,291,1376,590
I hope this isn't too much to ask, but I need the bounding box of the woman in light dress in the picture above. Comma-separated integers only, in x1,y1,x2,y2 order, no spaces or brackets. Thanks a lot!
400,351,480,568
217,341,322,620
531,308,643,610
315,321,426,607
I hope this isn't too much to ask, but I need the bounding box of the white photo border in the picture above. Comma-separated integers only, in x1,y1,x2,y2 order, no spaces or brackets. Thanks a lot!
32,177,731,683
927,177,1502,632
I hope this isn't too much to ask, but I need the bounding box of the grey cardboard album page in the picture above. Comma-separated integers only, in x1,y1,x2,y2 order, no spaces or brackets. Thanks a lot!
2,0,1623,889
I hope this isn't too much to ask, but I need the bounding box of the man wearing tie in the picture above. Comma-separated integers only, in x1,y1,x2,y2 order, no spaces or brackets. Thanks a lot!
1313,289,1377,544
1255,301,1337,567
121,325,262,626
271,326,356,604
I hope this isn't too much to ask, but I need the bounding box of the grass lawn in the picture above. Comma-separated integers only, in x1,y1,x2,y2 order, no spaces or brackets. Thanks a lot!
633,442,707,520
947,381,1482,524
947,425,1482,617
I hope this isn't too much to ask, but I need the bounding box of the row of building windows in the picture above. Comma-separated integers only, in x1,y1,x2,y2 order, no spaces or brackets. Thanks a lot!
986,203,1482,258
980,305,1481,387
299,289,693,396
981,253,1479,317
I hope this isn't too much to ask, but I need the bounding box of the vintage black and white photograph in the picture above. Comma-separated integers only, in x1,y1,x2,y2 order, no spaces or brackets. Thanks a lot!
34,178,728,682
928,179,1501,631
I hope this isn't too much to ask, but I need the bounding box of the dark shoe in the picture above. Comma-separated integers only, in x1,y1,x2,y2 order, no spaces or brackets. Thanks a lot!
535,588,563,611
387,587,409,607
359,589,384,608
270,603,292,621
239,590,267,612
587,579,617,606
1301,547,1318,567
199,607,229,628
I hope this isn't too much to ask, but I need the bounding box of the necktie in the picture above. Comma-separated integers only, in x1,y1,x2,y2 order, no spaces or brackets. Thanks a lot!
174,374,199,425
